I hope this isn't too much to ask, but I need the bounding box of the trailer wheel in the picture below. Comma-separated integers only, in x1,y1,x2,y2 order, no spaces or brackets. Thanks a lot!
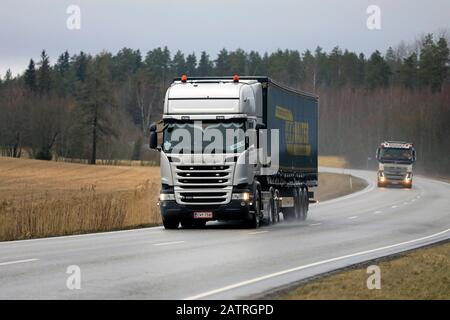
294,188,303,220
267,188,276,225
274,189,280,223
299,189,308,221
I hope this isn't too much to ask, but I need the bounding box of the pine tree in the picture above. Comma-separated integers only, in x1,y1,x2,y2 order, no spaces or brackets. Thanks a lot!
5,69,12,82
171,50,186,76
74,51,89,82
197,51,213,76
78,54,116,165
418,34,436,88
145,46,171,84
400,52,418,89
24,59,37,92
434,37,450,92
215,49,230,75
366,50,391,88
185,53,197,76
247,51,262,76
37,50,52,95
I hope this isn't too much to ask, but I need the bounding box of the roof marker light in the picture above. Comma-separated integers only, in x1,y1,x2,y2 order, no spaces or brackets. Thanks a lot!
181,74,187,83
233,74,239,82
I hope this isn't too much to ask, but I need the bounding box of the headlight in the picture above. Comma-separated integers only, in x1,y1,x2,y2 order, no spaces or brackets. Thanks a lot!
232,192,251,201
159,193,175,201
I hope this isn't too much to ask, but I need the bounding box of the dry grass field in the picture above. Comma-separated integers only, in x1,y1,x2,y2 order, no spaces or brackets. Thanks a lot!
278,241,450,300
0,157,161,241
0,156,364,241
318,156,348,168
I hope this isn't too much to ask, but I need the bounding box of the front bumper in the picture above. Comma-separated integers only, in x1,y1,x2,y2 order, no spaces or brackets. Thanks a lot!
378,173,412,186
159,199,252,221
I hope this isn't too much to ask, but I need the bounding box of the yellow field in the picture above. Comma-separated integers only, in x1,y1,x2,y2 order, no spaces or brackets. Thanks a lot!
0,157,161,241
318,156,348,168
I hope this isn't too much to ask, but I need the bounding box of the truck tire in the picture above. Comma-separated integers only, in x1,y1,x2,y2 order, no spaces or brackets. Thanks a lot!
267,188,276,225
294,188,303,220
245,190,261,229
163,216,179,230
274,189,280,223
299,189,308,221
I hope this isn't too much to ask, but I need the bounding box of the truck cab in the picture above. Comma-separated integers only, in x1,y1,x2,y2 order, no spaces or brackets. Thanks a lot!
376,141,416,188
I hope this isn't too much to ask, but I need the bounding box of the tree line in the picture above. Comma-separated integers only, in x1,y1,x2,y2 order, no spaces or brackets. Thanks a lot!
0,33,449,174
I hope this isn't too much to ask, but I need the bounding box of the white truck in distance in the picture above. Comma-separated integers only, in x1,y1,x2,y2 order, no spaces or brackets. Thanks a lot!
376,141,416,188
149,76,318,229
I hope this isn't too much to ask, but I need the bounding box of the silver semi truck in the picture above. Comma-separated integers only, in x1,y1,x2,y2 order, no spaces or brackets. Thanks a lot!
150,76,318,229
376,141,416,188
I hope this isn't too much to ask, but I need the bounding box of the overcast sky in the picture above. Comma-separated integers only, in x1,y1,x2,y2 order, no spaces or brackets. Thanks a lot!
1,0,450,76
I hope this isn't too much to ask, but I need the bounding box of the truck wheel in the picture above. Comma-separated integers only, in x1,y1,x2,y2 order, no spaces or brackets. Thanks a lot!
294,188,303,220
163,216,179,229
299,189,308,221
267,188,276,225
246,190,261,229
274,190,280,223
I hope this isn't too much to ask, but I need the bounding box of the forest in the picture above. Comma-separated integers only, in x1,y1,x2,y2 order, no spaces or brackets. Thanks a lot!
0,33,449,174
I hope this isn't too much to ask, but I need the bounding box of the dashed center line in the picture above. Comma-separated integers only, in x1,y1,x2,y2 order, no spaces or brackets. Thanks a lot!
309,223,322,226
403,202,409,205
391,205,398,209
0,258,40,267
153,241,185,246
348,216,359,220
248,231,269,235
374,211,382,214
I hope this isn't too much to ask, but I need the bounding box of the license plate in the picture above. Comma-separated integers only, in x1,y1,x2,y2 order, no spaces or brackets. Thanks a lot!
193,211,213,219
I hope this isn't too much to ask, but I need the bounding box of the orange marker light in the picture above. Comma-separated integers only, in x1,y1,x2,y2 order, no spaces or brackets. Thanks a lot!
233,74,239,82
181,74,187,83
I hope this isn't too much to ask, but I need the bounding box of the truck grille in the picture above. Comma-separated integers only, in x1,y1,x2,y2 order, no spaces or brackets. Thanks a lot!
385,167,407,180
173,164,234,205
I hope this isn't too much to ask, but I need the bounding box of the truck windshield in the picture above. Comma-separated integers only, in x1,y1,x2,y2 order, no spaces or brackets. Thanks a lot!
379,148,413,163
162,121,246,154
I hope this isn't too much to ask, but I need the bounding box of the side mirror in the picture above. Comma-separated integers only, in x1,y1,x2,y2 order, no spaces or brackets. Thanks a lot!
376,148,380,160
149,123,158,150
412,149,417,162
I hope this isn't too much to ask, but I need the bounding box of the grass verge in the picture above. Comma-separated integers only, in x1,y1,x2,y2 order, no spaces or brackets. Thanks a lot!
271,241,450,300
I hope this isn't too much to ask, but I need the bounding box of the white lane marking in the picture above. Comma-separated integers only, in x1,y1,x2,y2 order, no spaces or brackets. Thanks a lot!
0,226,165,245
391,205,398,209
348,216,358,220
248,231,269,235
152,241,185,247
309,223,322,226
411,199,416,202
403,202,409,205
374,211,382,214
0,258,39,266
184,228,450,300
